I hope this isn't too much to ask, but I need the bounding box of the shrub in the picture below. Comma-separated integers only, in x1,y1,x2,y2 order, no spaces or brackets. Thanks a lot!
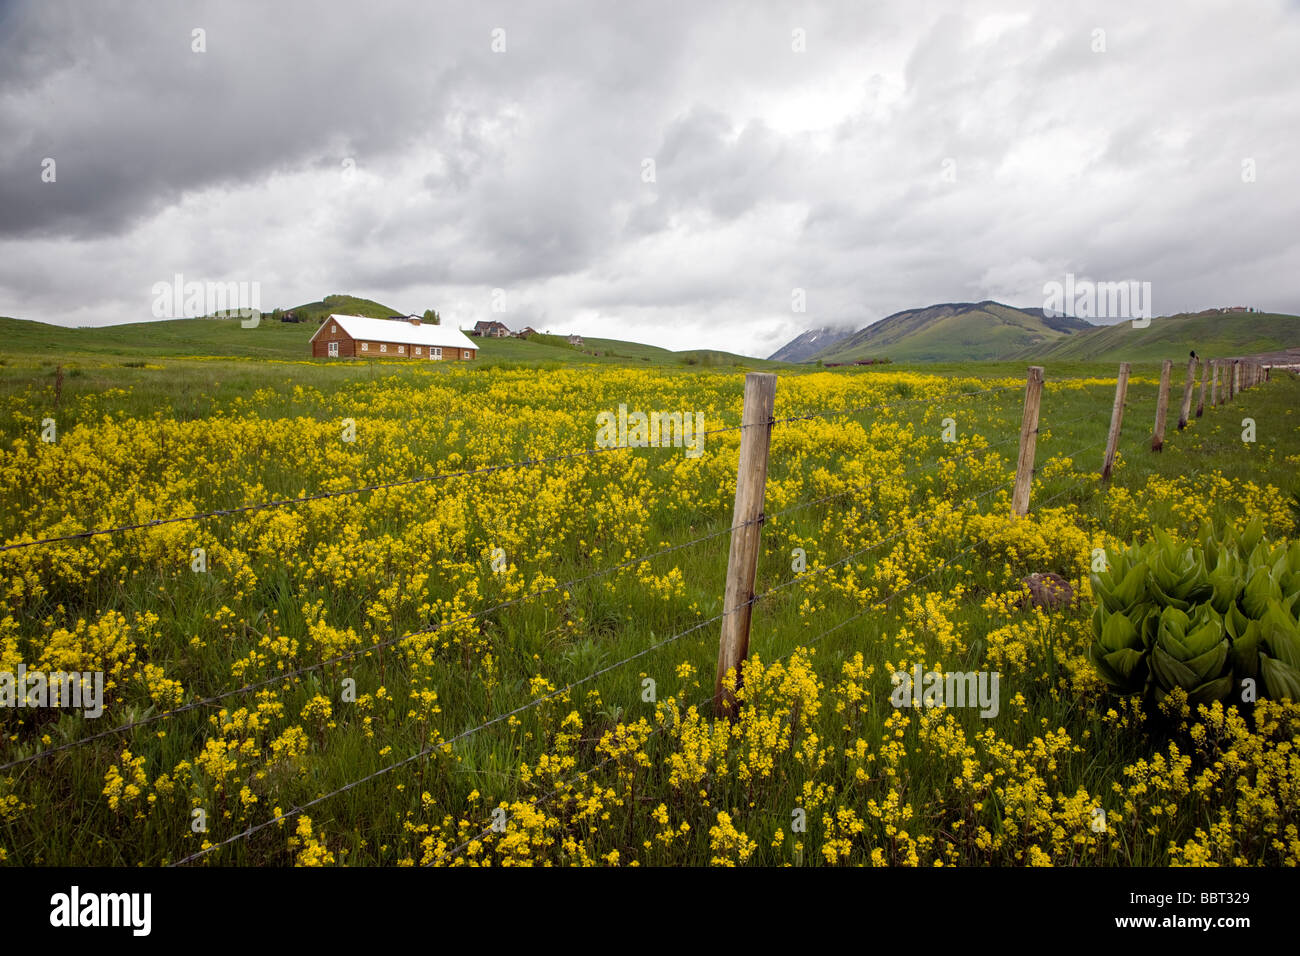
1089,519,1300,706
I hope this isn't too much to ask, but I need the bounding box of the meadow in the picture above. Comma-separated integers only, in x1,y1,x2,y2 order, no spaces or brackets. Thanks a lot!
0,350,1297,866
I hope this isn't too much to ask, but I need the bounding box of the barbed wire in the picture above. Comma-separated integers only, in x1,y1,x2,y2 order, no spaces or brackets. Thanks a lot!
430,454,1119,865
429,502,1005,866
0,417,1087,772
2,373,1165,867
0,511,758,772
174,464,1020,865
170,590,762,865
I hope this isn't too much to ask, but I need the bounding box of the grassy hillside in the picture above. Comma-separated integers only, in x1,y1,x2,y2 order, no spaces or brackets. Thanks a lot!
0,315,787,370
0,314,314,359
1020,310,1300,362
278,294,406,325
812,302,1093,364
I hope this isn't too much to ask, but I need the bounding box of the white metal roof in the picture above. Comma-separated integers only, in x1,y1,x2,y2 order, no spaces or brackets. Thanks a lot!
312,314,477,350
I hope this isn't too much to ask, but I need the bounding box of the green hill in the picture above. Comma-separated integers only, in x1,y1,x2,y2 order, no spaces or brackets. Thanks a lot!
810,301,1093,364
0,311,787,370
277,294,405,325
1019,310,1300,362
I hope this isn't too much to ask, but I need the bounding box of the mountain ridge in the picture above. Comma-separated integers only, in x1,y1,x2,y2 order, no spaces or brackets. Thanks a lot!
803,301,1093,364
771,300,1300,364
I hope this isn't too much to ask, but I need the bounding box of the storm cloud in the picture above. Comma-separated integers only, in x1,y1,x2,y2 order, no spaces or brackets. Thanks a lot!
2,0,1297,356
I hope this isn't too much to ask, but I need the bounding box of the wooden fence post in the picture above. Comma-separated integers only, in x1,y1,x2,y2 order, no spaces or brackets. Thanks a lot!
1211,361,1220,406
714,372,777,718
1196,359,1207,418
1152,359,1172,451
1230,360,1239,400
1101,362,1130,482
1011,366,1044,517
1177,356,1197,430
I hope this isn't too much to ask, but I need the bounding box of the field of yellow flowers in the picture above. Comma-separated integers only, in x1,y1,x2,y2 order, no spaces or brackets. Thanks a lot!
1,357,1297,866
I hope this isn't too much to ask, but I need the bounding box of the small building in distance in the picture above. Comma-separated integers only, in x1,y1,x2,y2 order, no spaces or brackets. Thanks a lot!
515,326,537,338
566,333,583,345
310,314,478,361
473,320,511,338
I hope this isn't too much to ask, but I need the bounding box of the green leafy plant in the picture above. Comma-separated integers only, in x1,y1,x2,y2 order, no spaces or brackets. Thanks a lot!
1089,519,1300,705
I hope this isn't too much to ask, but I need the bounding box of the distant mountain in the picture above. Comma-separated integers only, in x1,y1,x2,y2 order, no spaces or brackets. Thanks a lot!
1019,309,1300,363
808,301,1094,364
767,326,854,362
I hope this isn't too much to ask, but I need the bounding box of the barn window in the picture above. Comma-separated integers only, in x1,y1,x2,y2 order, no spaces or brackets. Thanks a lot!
398,345,405,354
415,347,422,356
431,347,442,359
380,344,387,353
360,342,368,351
331,325,337,334
463,350,471,359
328,341,339,357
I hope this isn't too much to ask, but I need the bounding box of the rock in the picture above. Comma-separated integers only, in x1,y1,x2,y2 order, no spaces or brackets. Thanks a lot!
1020,572,1074,611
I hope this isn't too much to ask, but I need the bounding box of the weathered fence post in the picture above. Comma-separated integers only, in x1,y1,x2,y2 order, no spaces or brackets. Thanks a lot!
1177,356,1197,430
1011,366,1044,517
1211,361,1220,406
1196,359,1207,418
1230,360,1239,400
1152,359,1172,451
715,372,777,718
1101,362,1130,482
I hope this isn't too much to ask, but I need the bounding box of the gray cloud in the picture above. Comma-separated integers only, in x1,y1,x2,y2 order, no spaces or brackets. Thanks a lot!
1,0,1298,353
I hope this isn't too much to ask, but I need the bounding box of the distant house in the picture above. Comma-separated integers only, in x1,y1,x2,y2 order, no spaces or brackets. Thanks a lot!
473,320,511,338
566,333,583,345
310,314,477,361
515,326,537,338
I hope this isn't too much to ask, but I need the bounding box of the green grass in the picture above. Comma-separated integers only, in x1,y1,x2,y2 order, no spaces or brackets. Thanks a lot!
0,352,1295,866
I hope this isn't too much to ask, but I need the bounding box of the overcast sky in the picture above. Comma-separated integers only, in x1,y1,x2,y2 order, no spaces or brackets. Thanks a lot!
2,0,1298,357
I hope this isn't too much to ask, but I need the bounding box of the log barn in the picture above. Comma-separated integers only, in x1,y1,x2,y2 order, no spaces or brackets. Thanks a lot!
309,313,478,361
